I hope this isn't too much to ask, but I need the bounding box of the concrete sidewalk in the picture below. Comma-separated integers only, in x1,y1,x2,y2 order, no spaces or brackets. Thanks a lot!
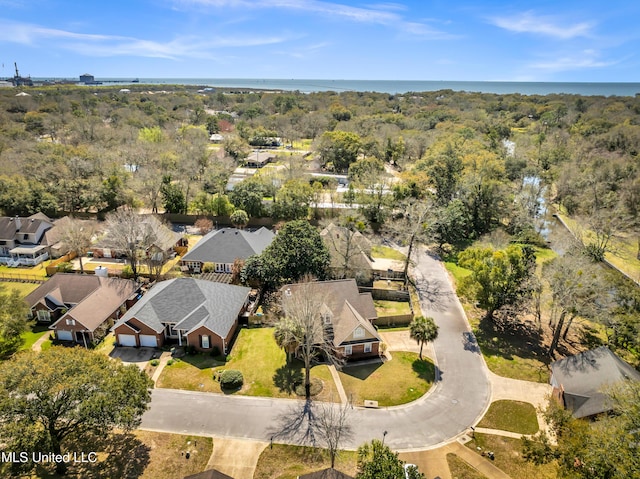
31,330,52,352
401,440,513,479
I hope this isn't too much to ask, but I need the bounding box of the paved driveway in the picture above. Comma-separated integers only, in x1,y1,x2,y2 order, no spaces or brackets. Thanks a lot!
141,247,491,451
110,347,157,370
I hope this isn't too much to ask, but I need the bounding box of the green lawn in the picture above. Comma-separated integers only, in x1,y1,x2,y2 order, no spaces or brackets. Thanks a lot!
443,261,472,287
253,444,358,479
0,281,40,297
371,245,406,261
374,299,412,316
443,249,550,383
533,246,557,265
0,261,52,278
338,352,434,407
477,400,539,435
158,327,338,401
447,453,488,479
465,434,558,479
556,210,640,280
475,322,550,383
20,324,51,351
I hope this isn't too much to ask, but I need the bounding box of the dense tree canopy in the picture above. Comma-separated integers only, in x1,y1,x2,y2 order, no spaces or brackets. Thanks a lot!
0,347,153,475
242,219,330,288
458,244,536,322
0,286,31,359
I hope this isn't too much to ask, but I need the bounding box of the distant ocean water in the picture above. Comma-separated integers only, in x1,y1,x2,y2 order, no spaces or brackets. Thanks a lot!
94,78,640,96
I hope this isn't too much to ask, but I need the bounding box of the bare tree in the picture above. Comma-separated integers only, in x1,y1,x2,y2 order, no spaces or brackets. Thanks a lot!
59,217,95,274
103,210,164,281
268,399,352,466
320,216,371,282
545,253,607,356
315,401,352,468
385,199,432,286
280,279,344,399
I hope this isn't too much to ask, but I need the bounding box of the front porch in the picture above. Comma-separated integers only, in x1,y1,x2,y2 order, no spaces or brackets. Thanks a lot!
8,245,49,266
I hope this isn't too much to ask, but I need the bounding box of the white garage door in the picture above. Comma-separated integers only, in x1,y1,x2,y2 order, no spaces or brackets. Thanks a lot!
139,335,158,348
57,330,73,341
118,334,137,347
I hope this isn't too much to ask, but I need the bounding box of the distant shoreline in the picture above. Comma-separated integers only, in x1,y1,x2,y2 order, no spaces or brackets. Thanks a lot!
20,78,640,96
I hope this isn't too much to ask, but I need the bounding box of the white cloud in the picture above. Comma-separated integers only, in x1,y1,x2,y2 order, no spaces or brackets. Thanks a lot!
489,11,593,39
529,50,618,72
0,19,289,59
176,0,452,38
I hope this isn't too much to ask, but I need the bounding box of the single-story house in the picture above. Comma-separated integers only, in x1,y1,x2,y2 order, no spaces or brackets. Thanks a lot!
24,273,140,347
320,222,374,284
92,215,187,263
244,151,275,168
42,216,101,259
550,346,640,418
181,227,274,275
282,279,381,360
298,469,353,479
112,278,251,353
0,213,54,266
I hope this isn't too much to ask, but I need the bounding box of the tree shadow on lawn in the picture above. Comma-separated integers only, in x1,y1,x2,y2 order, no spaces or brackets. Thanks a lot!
273,362,304,394
474,316,549,365
341,360,383,380
180,353,225,370
33,432,151,478
412,358,436,383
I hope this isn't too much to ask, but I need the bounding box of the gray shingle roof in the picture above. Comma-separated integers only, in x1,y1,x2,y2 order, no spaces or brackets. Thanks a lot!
113,278,250,338
182,227,274,264
551,346,640,418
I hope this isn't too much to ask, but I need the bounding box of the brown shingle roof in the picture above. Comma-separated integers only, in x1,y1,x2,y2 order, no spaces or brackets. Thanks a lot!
25,274,139,333
282,279,380,348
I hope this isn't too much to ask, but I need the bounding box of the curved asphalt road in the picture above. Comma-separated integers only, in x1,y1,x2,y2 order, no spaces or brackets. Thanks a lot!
140,248,491,451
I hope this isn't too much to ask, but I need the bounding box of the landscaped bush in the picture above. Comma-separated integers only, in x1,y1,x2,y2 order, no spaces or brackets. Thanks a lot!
150,359,160,367
56,262,73,273
219,369,243,389
202,262,215,273
209,346,220,358
167,359,175,366
121,265,134,279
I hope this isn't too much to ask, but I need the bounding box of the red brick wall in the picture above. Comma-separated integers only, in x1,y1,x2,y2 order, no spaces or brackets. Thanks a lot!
340,342,380,360
113,317,165,348
186,325,224,353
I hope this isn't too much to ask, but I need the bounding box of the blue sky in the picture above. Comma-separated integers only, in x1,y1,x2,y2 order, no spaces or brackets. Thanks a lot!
1,0,639,81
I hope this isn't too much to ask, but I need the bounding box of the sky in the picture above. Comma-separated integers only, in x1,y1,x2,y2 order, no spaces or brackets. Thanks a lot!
0,0,639,82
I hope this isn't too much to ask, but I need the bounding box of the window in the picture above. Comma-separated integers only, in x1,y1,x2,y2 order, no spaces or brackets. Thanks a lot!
353,326,365,339
215,263,224,273
201,335,210,349
37,310,51,322
65,318,75,326
322,313,332,325
344,345,352,356
364,343,372,353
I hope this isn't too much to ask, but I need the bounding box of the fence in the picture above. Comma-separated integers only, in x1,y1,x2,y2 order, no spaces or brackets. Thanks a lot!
358,286,410,302
0,273,46,283
374,314,414,327
45,251,78,276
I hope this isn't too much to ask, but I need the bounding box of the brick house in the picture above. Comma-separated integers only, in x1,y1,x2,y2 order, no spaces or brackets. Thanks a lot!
24,273,140,347
112,278,251,353
282,279,381,360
